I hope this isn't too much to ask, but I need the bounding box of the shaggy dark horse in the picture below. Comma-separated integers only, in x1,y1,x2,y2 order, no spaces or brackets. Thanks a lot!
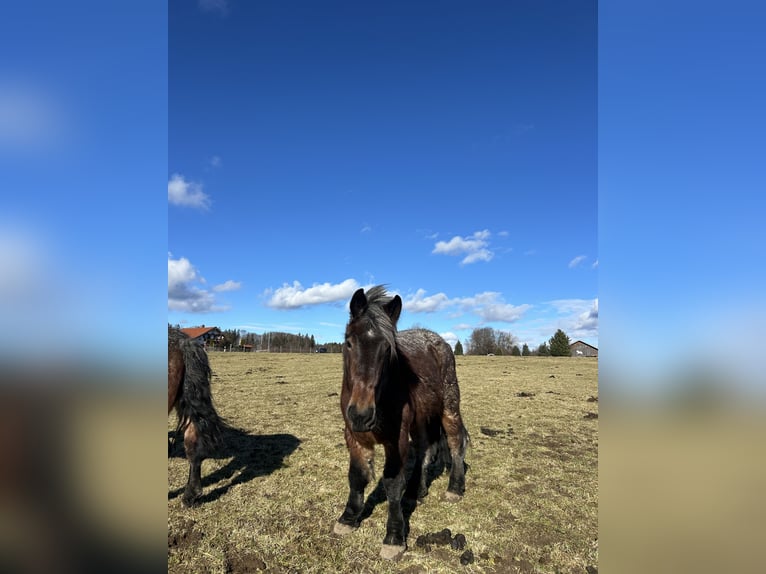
168,327,228,506
333,286,469,560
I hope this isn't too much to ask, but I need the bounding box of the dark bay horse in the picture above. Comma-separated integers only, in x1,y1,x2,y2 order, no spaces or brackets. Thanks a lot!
333,286,469,560
168,327,228,506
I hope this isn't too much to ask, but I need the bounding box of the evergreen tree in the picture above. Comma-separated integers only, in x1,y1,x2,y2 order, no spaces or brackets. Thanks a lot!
536,342,550,356
221,328,239,348
549,329,572,356
522,343,530,356
511,345,521,356
454,340,464,355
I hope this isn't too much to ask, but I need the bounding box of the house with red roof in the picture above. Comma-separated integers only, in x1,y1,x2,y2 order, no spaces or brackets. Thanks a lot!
180,325,223,346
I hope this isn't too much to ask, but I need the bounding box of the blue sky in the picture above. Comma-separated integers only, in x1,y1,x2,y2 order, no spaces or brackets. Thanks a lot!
1,1,761,393
168,0,598,350
599,0,765,393
1,1,166,369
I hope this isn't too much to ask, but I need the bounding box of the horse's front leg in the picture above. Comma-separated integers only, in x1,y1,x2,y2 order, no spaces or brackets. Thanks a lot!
380,432,409,560
334,428,374,535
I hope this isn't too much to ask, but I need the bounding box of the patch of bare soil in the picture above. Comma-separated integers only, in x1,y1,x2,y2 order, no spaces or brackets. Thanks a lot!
224,547,267,573
168,518,203,552
480,425,515,437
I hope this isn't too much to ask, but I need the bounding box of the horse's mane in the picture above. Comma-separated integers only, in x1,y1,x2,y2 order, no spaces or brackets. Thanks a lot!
354,285,398,361
364,285,393,308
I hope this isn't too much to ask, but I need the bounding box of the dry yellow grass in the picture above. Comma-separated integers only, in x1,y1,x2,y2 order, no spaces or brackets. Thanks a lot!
168,353,598,573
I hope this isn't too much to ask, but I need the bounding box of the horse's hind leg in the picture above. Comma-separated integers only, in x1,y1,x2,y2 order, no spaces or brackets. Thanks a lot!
404,435,427,504
182,421,204,506
406,422,438,503
442,412,468,501
414,440,439,503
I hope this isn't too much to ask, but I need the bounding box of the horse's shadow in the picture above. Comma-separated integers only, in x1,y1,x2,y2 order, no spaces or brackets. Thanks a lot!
168,426,301,505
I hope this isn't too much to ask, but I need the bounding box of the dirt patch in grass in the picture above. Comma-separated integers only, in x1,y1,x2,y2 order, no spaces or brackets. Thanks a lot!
224,547,267,573
169,354,597,573
168,518,203,550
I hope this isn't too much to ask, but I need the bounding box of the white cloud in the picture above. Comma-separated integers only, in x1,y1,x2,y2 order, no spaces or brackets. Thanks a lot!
209,155,222,168
266,279,360,309
264,281,533,331
592,259,599,269
453,291,531,324
549,298,591,315
168,254,230,313
440,331,460,349
432,230,494,265
454,291,502,307
461,249,494,264
547,298,598,340
453,291,531,322
168,174,211,210
573,298,598,332
213,280,241,292
168,255,197,287
568,255,587,268
430,295,598,349
403,289,450,313
476,302,532,322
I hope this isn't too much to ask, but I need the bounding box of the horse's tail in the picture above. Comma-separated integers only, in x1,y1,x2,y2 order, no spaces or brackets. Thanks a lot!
436,420,470,471
175,337,229,456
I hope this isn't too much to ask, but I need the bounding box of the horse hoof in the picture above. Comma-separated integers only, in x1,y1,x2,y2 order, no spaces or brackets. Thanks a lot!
380,544,406,560
332,522,357,536
444,491,463,502
182,495,201,507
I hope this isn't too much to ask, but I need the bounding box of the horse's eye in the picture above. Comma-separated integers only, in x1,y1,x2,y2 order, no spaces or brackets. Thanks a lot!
346,340,352,348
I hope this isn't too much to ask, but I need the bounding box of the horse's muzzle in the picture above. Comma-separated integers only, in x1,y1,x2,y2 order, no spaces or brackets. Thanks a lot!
347,404,376,432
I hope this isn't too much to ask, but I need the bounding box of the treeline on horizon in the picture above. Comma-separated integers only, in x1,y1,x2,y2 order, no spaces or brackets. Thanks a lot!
172,325,578,357
214,328,338,353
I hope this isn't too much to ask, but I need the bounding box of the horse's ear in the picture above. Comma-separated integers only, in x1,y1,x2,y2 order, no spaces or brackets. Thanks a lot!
384,295,402,324
350,288,367,318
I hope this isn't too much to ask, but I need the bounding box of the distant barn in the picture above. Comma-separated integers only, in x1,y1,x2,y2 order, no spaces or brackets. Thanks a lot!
180,326,223,346
569,340,598,358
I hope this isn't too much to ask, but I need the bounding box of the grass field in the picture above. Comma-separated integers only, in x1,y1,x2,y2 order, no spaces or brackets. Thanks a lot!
168,353,598,573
